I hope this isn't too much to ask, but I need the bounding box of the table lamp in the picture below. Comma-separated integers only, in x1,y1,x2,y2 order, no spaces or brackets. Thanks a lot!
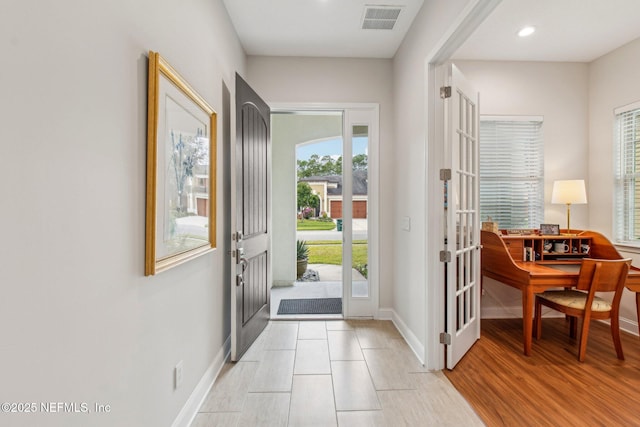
551,179,587,235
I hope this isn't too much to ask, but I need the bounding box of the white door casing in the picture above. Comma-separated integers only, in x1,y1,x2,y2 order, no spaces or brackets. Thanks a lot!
270,103,380,319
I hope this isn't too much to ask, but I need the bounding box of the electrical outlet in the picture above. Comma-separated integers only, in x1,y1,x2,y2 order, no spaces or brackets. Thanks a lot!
175,361,184,389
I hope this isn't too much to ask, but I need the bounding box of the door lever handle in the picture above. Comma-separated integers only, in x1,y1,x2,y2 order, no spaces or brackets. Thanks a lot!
236,258,248,287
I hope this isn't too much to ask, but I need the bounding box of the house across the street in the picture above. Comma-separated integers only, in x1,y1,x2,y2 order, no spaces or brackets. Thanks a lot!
299,169,368,218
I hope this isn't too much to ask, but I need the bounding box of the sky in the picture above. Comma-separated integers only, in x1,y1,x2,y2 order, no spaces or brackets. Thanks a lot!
296,137,368,160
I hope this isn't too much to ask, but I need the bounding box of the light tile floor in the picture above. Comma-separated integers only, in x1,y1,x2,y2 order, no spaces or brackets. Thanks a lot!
192,320,484,427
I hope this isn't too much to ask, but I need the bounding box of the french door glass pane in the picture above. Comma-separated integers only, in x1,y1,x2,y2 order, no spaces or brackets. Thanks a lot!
352,125,369,298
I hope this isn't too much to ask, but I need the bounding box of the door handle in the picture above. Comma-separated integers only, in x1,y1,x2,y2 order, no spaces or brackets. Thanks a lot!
239,258,248,272
236,258,248,287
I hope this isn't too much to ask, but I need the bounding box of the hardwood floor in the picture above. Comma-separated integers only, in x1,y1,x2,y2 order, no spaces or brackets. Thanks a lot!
444,318,640,427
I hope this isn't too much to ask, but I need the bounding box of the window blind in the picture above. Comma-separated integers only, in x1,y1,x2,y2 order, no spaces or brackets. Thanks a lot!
614,105,640,244
480,118,544,229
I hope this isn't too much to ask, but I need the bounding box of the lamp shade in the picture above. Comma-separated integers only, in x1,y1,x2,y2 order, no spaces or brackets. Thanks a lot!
551,180,587,204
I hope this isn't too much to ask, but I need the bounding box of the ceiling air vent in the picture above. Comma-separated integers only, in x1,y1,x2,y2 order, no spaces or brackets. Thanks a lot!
361,6,402,30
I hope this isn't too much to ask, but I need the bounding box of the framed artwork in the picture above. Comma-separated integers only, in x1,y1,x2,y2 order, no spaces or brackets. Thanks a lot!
145,51,217,276
539,223,560,236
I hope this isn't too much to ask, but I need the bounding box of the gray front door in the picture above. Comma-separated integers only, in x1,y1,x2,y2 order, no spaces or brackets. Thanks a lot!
231,73,270,361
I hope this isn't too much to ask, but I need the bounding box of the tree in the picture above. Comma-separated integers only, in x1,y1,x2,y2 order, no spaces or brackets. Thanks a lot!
297,153,367,177
297,182,320,211
170,128,207,215
352,153,368,170
297,154,342,178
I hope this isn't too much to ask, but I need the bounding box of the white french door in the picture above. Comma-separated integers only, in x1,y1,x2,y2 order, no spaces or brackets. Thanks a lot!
442,64,481,369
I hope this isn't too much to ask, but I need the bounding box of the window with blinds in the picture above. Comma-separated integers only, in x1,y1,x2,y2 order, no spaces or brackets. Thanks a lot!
614,102,640,245
479,117,544,229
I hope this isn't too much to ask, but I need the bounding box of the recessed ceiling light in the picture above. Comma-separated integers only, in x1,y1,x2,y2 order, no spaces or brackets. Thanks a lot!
518,26,536,37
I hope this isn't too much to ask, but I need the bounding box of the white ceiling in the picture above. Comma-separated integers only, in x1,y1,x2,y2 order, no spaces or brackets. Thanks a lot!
222,0,425,58
223,0,640,62
453,0,640,62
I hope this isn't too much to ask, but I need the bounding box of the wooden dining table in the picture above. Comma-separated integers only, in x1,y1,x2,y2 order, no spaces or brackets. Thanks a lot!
481,229,640,356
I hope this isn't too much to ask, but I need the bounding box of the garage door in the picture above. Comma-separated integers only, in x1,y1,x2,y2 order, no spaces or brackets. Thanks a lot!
330,200,342,218
197,197,208,216
353,201,367,218
330,200,367,218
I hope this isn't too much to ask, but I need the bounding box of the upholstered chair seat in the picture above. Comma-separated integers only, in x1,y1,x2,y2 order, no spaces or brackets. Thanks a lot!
537,290,612,312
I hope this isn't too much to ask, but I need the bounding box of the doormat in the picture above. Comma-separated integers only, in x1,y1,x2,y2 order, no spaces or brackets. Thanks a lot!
277,298,342,315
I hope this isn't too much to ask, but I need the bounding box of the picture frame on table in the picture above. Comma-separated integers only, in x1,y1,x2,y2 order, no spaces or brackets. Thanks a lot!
539,223,560,236
145,51,217,276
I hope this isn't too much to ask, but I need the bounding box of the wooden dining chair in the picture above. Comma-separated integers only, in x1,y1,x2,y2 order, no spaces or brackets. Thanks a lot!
534,258,631,362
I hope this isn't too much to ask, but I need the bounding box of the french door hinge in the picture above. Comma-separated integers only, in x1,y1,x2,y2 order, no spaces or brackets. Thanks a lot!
440,332,452,345
439,168,451,181
440,250,451,263
440,86,452,99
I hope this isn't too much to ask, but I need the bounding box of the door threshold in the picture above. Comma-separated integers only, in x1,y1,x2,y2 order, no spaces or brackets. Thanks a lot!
270,314,344,321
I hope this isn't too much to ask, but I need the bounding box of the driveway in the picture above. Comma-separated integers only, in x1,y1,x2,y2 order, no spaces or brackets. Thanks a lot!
297,218,368,241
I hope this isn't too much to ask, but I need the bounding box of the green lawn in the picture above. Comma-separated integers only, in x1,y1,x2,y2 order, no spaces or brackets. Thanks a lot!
296,219,336,231
307,241,368,277
306,240,368,245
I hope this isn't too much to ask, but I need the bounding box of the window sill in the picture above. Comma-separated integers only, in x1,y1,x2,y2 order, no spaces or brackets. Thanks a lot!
614,243,640,254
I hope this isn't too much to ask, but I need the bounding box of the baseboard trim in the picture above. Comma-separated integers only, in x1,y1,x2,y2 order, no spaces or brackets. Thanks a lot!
379,307,425,366
172,336,231,427
481,306,523,319
618,316,639,337
376,307,393,320
481,308,639,337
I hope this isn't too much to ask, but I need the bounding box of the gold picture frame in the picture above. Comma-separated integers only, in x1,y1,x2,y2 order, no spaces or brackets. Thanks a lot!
145,51,217,275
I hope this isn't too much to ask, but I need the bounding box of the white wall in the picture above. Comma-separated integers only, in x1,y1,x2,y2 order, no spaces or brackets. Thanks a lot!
589,37,640,327
271,114,342,285
391,0,475,356
0,1,245,426
454,61,590,317
247,56,395,306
